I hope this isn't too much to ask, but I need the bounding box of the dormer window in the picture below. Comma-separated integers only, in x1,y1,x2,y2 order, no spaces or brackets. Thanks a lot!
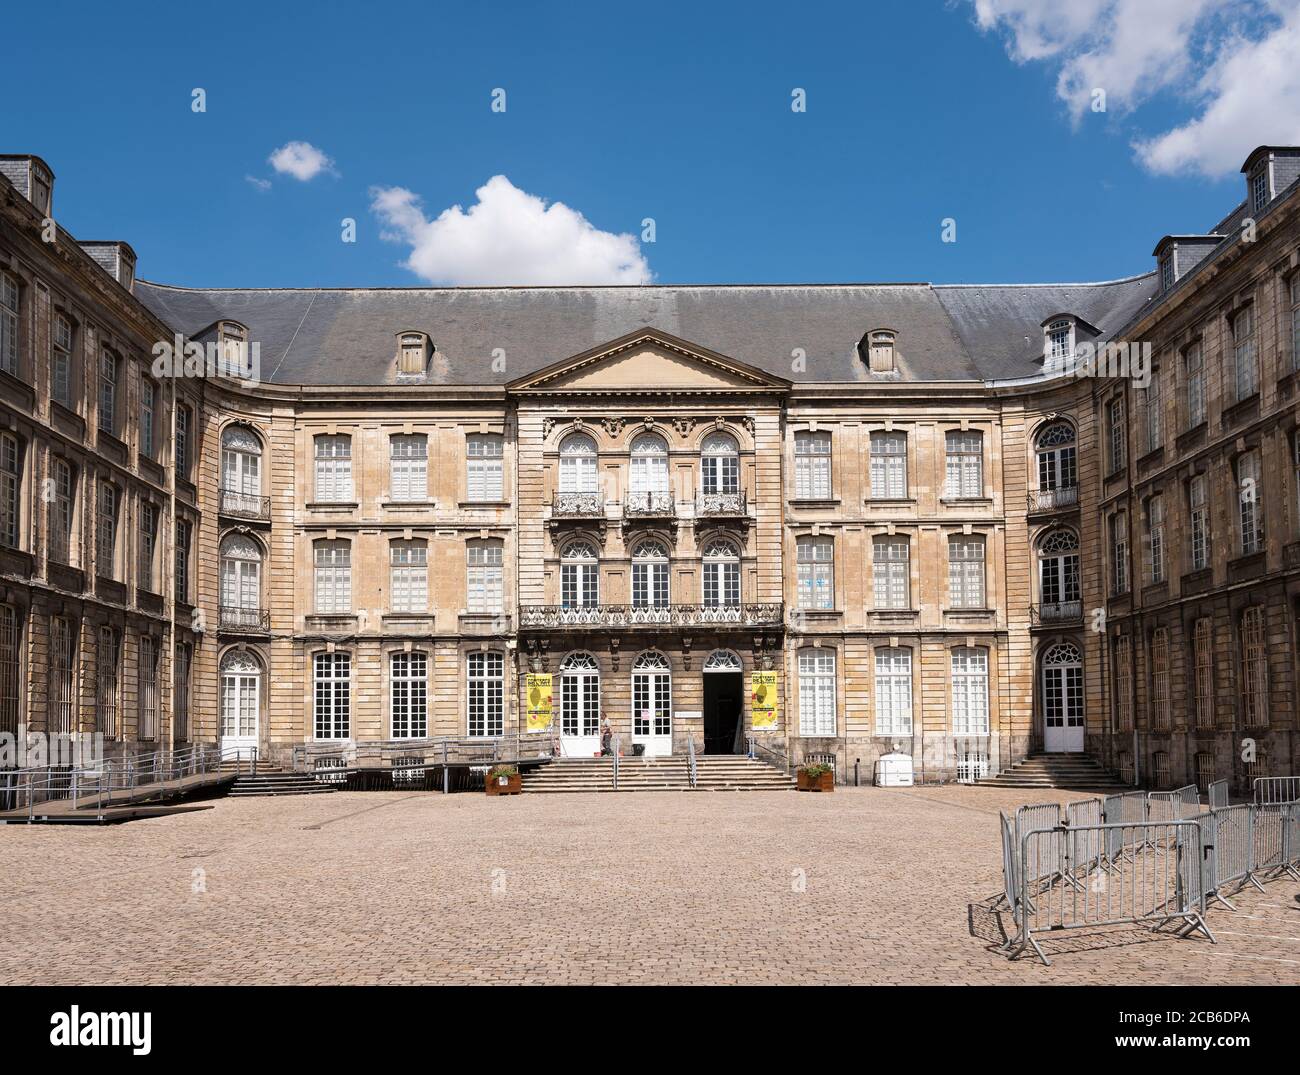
1045,318,1074,367
861,330,896,372
397,331,430,374
1160,254,1174,292
219,321,248,372
1250,165,1269,213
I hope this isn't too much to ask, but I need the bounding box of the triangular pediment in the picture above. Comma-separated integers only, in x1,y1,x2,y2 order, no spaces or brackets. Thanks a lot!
508,329,790,393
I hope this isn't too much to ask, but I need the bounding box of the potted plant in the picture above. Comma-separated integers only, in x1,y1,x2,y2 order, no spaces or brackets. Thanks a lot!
796,761,834,792
485,764,522,796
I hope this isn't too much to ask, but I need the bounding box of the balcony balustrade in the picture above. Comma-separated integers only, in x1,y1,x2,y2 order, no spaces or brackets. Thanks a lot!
220,487,272,521
623,490,675,518
1030,600,1083,626
518,602,783,629
695,489,747,517
550,491,604,518
1026,486,1079,512
219,605,271,632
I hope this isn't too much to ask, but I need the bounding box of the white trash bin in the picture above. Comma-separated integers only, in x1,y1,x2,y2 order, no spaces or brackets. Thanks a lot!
875,751,914,787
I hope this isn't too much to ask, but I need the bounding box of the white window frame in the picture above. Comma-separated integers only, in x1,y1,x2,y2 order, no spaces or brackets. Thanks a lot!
313,651,352,739
467,651,504,737
313,539,352,614
467,434,505,501
390,539,428,614
466,539,503,614
797,647,836,737
794,431,831,500
944,430,983,499
560,540,599,608
796,535,834,610
389,434,428,503
314,434,354,503
872,536,910,610
869,431,908,500
951,647,989,736
631,540,670,609
1238,451,1263,555
390,651,428,739
874,647,912,736
700,432,739,495
702,539,740,608
559,433,598,494
1233,305,1257,401
947,535,986,609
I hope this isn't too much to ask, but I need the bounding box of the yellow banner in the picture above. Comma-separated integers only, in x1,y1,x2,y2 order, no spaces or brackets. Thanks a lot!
750,671,779,730
525,673,554,732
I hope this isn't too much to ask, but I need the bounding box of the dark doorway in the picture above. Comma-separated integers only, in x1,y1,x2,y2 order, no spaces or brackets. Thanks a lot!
703,672,743,754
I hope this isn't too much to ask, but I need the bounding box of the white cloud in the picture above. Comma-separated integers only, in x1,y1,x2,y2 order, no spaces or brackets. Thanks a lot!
245,174,271,192
370,175,652,286
267,141,336,181
970,0,1300,176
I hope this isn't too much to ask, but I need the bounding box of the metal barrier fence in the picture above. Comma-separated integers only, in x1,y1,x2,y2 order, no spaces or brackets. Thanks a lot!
997,787,1300,966
1208,779,1229,811
1254,776,1300,805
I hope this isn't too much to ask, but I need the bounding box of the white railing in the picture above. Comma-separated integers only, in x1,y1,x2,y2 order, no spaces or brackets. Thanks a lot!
518,603,783,629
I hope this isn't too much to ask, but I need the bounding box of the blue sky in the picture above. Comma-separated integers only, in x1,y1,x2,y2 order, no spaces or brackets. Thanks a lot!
3,0,1296,288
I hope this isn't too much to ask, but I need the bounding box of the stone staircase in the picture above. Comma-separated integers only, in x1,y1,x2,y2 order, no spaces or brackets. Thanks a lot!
227,767,339,797
523,755,796,793
978,752,1127,791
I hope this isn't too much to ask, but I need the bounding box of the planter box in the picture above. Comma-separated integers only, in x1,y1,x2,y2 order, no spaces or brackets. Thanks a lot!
485,773,522,796
797,770,834,792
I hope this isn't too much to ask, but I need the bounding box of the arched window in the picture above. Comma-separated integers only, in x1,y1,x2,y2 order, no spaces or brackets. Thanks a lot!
220,533,263,625
703,649,742,672
1035,421,1077,499
631,651,672,750
700,432,739,495
1041,641,1083,750
1037,529,1080,619
629,433,669,493
559,652,601,747
702,538,740,608
561,540,599,608
219,649,261,746
631,539,669,608
559,432,598,494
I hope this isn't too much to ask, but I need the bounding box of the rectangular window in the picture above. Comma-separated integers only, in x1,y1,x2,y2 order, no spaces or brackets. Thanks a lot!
391,651,428,739
1185,342,1205,427
175,404,190,478
872,536,910,610
951,647,989,735
0,432,19,549
95,626,119,738
138,635,158,741
0,274,19,376
0,605,19,738
1238,451,1263,555
468,651,504,737
175,642,191,742
1110,513,1129,594
1189,475,1209,572
1150,628,1170,731
175,518,191,602
314,435,353,502
98,349,117,434
314,652,352,739
138,501,157,591
1114,635,1133,732
139,379,156,457
52,313,73,407
1240,607,1268,727
797,648,836,736
796,536,834,610
49,458,74,564
50,616,75,736
869,432,907,499
1151,751,1171,790
947,536,986,609
794,431,832,500
1251,167,1268,212
467,434,504,501
1291,275,1300,373
944,431,983,498
1107,397,1126,473
1194,752,1215,795
1234,305,1257,401
96,482,116,579
389,434,428,502
874,647,912,735
1143,371,1162,453
466,540,504,613
314,540,352,614
389,540,428,614
1193,619,1214,729
1146,496,1165,584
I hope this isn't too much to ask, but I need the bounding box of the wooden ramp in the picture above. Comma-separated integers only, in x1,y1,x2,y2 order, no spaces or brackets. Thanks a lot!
0,770,235,824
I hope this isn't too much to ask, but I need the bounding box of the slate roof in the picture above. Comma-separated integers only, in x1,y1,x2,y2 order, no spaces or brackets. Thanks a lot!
134,274,1160,387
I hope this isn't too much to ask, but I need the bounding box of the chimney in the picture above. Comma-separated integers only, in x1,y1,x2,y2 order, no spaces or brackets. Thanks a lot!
0,154,54,218
1152,235,1225,293
79,241,138,293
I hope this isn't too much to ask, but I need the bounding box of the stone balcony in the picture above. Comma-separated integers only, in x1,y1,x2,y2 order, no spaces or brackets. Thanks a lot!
1026,486,1079,513
219,605,271,633
1029,600,1083,626
219,487,272,522
518,602,783,630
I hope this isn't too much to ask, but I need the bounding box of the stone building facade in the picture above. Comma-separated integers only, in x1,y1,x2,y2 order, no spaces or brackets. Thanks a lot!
2,147,1298,790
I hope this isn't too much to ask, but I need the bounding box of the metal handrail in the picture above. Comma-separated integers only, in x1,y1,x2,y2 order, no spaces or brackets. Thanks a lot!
612,735,620,791
747,735,792,774
687,734,698,789
518,602,784,628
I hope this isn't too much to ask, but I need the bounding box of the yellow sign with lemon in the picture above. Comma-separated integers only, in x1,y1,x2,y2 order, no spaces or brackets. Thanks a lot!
525,673,554,732
750,671,779,730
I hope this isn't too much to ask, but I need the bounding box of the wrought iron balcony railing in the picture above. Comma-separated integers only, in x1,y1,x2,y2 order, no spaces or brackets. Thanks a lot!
696,489,747,517
220,487,272,521
519,602,783,629
1027,486,1079,512
550,491,604,518
623,490,675,517
1030,600,1083,626
219,605,271,631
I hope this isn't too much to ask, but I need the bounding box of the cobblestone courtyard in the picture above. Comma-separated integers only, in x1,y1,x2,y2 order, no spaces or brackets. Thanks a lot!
2,786,1298,985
